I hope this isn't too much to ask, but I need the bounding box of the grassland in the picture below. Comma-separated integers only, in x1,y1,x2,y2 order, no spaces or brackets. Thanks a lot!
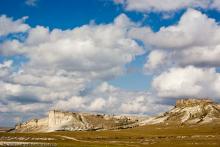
1,124,220,147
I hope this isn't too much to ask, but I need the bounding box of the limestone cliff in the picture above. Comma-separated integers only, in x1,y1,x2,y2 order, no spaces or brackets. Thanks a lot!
175,98,214,107
15,110,145,132
15,98,220,132
142,98,220,125
15,118,48,132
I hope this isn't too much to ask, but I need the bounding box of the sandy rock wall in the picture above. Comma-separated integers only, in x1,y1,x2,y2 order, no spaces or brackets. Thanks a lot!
176,98,213,107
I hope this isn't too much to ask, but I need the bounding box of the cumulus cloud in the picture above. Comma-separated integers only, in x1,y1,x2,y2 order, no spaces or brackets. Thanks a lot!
53,82,170,115
0,60,13,79
25,0,38,6
132,9,220,75
143,46,220,75
131,9,220,99
144,50,169,73
1,5,220,127
120,96,148,113
210,0,220,10
113,0,124,4
0,80,168,126
152,66,220,99
179,45,220,67
152,45,220,69
54,96,86,111
2,14,143,78
114,0,220,12
0,14,144,101
0,40,24,55
89,98,106,111
0,15,29,36
0,14,154,126
130,9,220,50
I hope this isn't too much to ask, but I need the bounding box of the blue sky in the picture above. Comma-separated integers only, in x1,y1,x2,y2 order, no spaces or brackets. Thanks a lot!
0,0,204,91
0,0,121,28
0,0,153,91
1,0,220,126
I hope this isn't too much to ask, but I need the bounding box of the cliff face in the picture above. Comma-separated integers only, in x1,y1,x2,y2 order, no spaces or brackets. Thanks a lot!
15,98,220,132
47,110,93,131
15,110,145,132
143,98,220,125
0,127,14,132
176,98,214,107
15,118,48,132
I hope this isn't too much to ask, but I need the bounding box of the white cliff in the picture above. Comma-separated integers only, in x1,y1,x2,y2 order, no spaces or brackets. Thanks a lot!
15,99,220,132
15,110,146,132
142,98,220,125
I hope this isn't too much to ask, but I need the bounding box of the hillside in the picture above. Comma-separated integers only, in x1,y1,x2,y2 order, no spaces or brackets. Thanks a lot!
2,122,220,146
15,98,220,132
0,127,14,133
142,98,220,125
15,110,146,132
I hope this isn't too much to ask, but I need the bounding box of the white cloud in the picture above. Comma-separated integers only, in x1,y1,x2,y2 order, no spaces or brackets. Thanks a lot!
152,66,220,98
0,40,24,55
179,45,220,67
134,9,220,73
114,0,220,12
0,14,153,125
25,0,38,6
120,95,169,114
0,14,144,103
144,50,168,73
5,90,159,126
54,96,86,111
89,98,106,111
130,9,220,50
0,60,13,79
2,6,220,127
3,14,143,80
120,96,147,113
210,0,220,10
0,81,22,97
89,82,169,114
50,82,170,115
0,15,29,36
113,0,124,4
144,45,220,74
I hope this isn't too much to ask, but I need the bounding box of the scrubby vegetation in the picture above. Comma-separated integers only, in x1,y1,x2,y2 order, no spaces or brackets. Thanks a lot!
1,124,220,146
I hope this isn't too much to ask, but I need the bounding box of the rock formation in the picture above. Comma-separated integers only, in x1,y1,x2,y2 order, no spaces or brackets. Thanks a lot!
175,98,214,107
15,98,220,132
15,118,48,132
0,127,14,132
142,98,220,125
15,110,146,132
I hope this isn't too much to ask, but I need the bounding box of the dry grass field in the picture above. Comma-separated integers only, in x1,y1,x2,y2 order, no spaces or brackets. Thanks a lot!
1,124,220,147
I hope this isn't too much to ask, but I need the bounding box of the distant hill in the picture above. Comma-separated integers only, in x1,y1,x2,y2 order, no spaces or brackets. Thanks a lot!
0,127,14,132
142,98,220,125
15,98,220,132
15,110,147,132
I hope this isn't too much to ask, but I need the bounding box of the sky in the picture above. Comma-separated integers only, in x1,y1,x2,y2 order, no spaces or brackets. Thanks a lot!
1,0,220,126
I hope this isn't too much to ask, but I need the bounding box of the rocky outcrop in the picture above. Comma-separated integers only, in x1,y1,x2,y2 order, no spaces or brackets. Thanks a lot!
15,99,220,132
15,118,48,132
0,127,14,132
176,98,214,107
142,98,220,125
15,110,146,132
